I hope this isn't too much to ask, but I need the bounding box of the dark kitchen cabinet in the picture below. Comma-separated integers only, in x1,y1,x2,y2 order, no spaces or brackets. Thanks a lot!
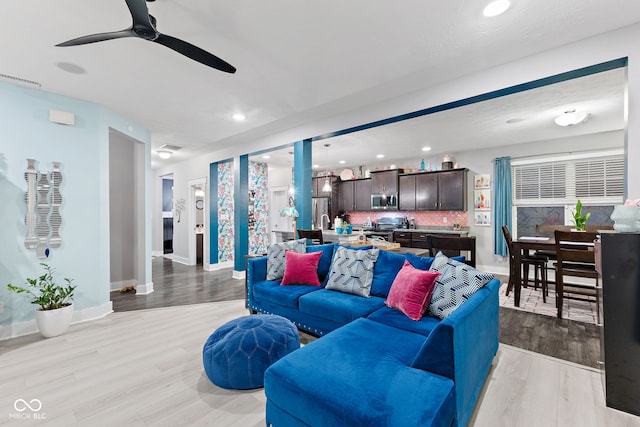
371,170,398,194
402,169,468,212
438,170,467,211
354,178,372,211
338,180,355,212
399,175,416,211
416,173,439,211
411,232,430,249
339,178,372,212
393,231,412,247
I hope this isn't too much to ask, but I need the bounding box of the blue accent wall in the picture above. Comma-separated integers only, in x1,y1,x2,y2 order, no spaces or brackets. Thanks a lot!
294,139,312,230
209,162,219,264
234,155,249,271
0,80,151,327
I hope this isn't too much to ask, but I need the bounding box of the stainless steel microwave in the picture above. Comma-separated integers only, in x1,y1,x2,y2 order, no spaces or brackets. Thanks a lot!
371,194,398,210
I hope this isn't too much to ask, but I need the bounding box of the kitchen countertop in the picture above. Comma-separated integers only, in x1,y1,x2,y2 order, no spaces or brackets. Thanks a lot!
273,228,469,243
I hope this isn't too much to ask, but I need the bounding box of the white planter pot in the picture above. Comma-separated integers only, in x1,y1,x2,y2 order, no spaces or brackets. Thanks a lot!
35,304,73,338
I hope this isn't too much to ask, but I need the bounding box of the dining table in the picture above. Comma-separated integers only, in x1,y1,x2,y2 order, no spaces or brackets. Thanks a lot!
511,236,556,307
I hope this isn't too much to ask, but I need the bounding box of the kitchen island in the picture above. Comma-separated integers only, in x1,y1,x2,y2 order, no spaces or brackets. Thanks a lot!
273,227,469,244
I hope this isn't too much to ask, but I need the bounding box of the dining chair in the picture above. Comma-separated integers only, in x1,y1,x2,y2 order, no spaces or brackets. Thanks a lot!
553,230,599,321
501,225,549,302
297,229,324,245
427,235,476,268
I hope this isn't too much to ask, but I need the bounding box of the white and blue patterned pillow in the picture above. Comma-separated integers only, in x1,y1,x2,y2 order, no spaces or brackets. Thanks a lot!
326,246,380,297
266,239,306,280
427,252,494,319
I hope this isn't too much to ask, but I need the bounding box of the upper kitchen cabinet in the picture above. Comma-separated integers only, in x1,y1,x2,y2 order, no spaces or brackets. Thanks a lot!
370,170,398,194
438,169,467,211
403,168,468,211
338,178,372,212
416,173,439,210
399,174,416,211
354,178,372,211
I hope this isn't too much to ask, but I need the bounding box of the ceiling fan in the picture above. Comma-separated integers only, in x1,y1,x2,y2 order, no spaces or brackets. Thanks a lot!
56,0,236,73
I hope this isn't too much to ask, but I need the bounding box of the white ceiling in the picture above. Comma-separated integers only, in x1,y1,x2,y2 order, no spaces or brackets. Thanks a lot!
1,1,638,168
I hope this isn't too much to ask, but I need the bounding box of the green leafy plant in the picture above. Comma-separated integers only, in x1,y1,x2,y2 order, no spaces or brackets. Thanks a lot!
7,263,76,311
571,200,591,231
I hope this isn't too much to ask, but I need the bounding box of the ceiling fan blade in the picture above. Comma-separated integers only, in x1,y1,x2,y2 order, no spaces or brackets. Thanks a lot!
154,33,236,73
56,29,137,47
125,0,154,28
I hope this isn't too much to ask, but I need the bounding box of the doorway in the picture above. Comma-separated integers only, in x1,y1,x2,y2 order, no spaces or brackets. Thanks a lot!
269,186,292,243
108,129,145,292
188,177,208,268
161,174,174,255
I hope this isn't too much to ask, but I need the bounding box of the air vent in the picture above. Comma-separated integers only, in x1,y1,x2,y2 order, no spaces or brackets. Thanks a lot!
0,73,41,88
158,144,182,151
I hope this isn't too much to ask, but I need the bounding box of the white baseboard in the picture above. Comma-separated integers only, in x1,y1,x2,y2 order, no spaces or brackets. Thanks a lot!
0,301,113,341
232,270,246,280
152,250,164,257
207,261,233,271
110,279,138,292
136,282,154,295
170,255,190,265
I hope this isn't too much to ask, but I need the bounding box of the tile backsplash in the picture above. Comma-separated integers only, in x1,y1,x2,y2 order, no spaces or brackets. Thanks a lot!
346,211,468,227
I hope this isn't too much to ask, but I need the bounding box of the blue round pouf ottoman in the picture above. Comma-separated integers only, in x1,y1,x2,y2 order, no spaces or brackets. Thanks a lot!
203,314,300,389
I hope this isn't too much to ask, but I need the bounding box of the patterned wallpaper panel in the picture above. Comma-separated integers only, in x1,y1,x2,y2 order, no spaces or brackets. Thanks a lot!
249,161,269,255
218,162,234,263
516,205,614,237
347,211,468,227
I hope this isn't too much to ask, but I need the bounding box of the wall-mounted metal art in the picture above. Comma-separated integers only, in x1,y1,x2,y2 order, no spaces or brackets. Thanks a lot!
24,159,63,258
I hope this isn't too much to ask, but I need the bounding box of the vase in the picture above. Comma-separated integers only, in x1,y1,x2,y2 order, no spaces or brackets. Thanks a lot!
610,205,640,232
35,304,73,338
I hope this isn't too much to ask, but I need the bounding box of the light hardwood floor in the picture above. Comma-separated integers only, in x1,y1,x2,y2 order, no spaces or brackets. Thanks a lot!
1,299,639,426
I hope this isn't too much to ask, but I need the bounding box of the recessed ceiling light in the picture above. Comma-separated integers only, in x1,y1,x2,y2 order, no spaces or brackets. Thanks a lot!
157,150,172,159
483,0,510,17
421,146,431,152
313,164,319,168
232,113,246,121
376,154,385,159
262,155,270,159
339,160,346,164
56,62,87,74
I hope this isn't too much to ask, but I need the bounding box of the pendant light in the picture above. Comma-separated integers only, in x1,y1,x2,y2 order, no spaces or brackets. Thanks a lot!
322,144,332,192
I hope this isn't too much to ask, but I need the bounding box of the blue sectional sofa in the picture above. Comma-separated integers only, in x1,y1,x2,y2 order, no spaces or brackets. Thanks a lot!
246,243,500,427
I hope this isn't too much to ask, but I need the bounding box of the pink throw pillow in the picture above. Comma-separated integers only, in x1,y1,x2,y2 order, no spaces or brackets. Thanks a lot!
281,250,323,286
386,260,441,321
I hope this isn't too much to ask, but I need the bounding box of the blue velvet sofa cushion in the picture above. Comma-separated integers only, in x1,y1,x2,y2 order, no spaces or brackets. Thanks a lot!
370,249,407,297
265,318,456,427
298,289,385,325
252,280,320,309
367,305,440,337
305,243,336,284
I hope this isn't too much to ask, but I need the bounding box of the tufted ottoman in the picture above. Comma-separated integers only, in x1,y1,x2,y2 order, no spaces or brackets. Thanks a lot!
203,314,300,389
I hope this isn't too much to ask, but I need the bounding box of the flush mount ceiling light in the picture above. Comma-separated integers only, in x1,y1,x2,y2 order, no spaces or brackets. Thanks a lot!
157,150,172,159
313,164,319,168
376,154,385,159
421,146,431,152
262,155,271,159
483,0,510,17
232,113,246,121
194,187,205,197
554,109,590,127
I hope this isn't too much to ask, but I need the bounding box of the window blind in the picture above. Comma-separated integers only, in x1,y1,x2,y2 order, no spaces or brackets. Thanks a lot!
512,152,624,205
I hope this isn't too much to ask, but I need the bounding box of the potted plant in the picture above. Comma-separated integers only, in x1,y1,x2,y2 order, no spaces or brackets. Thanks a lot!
571,200,591,231
7,263,76,338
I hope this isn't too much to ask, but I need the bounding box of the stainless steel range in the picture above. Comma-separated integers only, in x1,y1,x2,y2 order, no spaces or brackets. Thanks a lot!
368,216,407,241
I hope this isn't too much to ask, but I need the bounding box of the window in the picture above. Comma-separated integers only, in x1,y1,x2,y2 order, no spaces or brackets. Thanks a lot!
511,150,623,236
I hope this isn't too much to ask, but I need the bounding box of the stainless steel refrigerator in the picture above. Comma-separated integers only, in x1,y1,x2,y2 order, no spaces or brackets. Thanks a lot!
312,197,331,230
